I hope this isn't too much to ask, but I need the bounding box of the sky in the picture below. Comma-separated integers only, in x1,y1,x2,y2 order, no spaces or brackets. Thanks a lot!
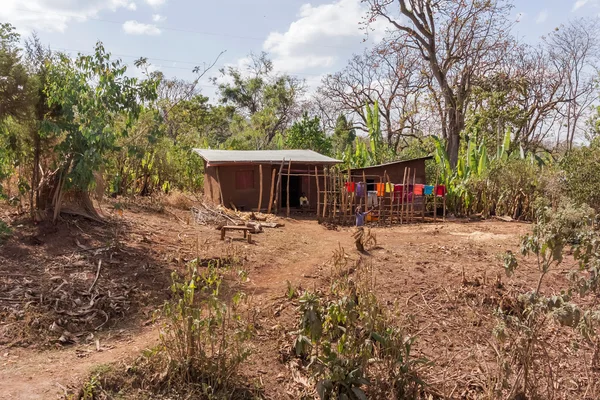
1,0,598,101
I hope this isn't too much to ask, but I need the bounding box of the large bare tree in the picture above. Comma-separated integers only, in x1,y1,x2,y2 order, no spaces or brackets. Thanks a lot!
545,18,600,149
317,43,426,153
364,0,513,167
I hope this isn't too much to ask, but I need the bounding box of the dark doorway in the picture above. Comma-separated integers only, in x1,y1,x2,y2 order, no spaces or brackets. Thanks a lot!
366,179,376,191
281,175,302,207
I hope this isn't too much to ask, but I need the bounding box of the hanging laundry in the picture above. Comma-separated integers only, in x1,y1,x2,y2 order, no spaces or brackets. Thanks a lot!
356,182,365,197
414,184,424,196
394,184,403,193
407,184,414,194
386,182,393,193
345,182,356,193
367,191,378,207
435,185,447,197
376,183,385,197
424,185,434,196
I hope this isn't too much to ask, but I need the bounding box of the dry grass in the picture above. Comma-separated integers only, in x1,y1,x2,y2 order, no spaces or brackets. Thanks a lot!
161,191,195,210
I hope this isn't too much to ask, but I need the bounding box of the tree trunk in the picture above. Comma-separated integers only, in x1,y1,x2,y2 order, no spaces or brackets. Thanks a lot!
446,108,463,169
30,128,41,220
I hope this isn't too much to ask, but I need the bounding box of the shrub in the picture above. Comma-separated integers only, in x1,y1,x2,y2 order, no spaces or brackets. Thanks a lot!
292,247,430,399
0,220,11,243
493,202,597,399
157,262,253,393
561,139,600,212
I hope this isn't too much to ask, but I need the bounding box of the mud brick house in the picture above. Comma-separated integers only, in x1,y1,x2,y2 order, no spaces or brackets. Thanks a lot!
193,149,341,212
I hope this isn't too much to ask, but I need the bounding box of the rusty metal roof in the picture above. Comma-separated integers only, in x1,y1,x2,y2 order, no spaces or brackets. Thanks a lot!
192,149,341,165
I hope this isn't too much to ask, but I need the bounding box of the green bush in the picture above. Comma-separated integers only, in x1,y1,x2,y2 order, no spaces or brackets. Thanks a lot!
561,139,600,212
158,262,253,393
0,220,11,243
292,247,430,399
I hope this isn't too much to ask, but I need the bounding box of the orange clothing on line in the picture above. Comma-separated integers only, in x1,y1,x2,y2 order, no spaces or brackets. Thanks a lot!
414,184,424,196
376,183,385,197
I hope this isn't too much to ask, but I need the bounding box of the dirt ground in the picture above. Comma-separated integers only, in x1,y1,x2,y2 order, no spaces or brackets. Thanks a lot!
1,201,598,399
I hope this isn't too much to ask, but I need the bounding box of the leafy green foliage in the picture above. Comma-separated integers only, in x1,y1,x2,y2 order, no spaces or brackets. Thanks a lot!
285,112,332,155
46,43,159,192
433,131,557,219
332,115,356,155
292,248,429,399
561,138,600,212
0,23,35,121
0,220,11,243
158,260,252,392
493,203,597,398
214,53,303,149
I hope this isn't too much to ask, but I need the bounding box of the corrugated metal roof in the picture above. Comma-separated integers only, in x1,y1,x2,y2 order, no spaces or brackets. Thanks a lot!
192,149,341,165
350,156,433,171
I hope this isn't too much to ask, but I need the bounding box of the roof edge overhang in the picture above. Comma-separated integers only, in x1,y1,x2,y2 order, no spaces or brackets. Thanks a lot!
350,156,433,171
205,160,341,167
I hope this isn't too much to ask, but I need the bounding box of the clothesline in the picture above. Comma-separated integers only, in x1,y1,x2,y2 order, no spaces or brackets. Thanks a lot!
344,182,447,198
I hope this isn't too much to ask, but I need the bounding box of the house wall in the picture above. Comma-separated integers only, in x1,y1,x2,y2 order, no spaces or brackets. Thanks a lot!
351,159,428,185
204,162,328,211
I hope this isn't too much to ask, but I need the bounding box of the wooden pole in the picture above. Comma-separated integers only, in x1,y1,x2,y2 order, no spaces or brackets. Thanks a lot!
274,159,285,214
434,173,439,222
347,167,351,224
322,167,328,219
385,172,392,225
216,167,224,206
315,166,320,218
443,189,447,221
267,167,276,214
400,167,408,224
362,170,367,211
286,159,292,217
258,164,263,212
410,168,417,222
333,170,338,221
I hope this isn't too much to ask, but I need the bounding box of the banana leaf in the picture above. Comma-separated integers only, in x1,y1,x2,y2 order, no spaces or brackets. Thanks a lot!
477,145,489,175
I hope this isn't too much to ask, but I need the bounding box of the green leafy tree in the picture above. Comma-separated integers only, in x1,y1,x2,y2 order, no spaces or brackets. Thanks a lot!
285,113,332,156
561,138,600,212
0,23,36,199
214,53,303,149
0,23,34,121
332,114,355,155
44,42,158,220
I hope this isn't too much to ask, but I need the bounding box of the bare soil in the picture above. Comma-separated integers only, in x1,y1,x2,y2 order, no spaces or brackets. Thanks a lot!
1,202,598,399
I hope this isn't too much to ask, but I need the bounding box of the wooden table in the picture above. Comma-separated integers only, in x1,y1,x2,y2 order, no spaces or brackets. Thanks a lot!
221,226,253,243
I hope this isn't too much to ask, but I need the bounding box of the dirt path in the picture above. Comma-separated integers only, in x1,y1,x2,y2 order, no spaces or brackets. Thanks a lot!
0,326,159,400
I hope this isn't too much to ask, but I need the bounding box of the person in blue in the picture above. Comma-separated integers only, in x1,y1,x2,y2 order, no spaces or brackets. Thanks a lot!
355,206,371,227
354,206,372,251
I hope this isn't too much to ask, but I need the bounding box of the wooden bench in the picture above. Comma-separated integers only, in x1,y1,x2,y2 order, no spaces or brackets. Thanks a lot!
221,226,253,243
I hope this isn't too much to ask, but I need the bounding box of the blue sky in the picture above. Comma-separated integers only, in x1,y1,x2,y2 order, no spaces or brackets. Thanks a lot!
1,0,597,100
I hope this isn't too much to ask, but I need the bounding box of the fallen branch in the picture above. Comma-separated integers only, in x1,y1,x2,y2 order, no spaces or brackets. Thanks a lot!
88,260,102,294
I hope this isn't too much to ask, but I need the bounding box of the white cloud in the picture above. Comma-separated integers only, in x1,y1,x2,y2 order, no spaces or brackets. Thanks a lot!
122,20,161,35
262,0,387,74
0,0,134,33
145,0,167,8
573,0,590,11
152,14,166,22
536,10,548,24
127,3,137,11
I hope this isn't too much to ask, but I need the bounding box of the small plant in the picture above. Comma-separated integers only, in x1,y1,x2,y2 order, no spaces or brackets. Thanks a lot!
286,280,298,300
493,202,595,398
292,250,429,399
0,220,11,243
157,260,253,394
